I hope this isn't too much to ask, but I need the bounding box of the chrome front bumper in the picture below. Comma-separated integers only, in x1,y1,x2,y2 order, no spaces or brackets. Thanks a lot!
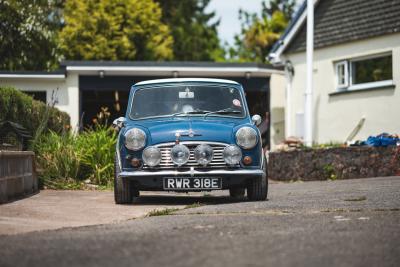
119,168,264,178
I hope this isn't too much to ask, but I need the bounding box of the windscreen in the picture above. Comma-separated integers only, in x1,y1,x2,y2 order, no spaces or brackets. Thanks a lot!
130,85,245,119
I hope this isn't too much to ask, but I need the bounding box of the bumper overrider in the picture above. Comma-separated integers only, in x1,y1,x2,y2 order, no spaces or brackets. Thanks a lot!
119,168,264,190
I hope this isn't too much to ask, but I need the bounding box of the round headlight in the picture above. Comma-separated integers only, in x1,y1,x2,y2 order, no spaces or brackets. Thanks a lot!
194,144,213,166
170,144,190,166
223,145,242,166
236,127,258,149
124,128,146,151
142,146,161,167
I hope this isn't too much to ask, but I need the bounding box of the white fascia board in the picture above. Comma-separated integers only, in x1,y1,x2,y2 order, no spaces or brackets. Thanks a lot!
66,66,283,77
0,74,65,80
270,0,319,64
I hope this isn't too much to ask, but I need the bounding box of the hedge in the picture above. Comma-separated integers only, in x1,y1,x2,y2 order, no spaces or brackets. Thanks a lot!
0,86,70,137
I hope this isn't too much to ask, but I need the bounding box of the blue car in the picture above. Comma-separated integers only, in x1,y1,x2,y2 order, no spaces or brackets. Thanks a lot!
113,78,268,204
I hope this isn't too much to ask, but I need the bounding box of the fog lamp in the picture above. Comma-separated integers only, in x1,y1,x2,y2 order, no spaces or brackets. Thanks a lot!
223,145,242,166
194,144,213,166
170,144,190,166
142,146,161,167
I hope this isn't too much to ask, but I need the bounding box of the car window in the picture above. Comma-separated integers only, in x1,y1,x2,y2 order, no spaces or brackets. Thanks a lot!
130,85,245,119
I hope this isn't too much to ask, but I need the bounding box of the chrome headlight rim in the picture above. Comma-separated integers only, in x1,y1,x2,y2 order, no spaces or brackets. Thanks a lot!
124,128,146,151
142,146,161,167
235,126,258,149
223,145,242,166
170,144,190,166
194,144,214,166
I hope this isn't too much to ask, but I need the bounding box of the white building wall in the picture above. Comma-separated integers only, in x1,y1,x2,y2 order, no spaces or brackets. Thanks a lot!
283,33,400,144
270,73,286,150
0,75,80,130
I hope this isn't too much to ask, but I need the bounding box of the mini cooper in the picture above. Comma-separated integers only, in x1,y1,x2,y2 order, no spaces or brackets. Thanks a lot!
113,78,268,204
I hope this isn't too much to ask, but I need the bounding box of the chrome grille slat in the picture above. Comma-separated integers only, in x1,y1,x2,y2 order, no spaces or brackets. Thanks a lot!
143,142,233,169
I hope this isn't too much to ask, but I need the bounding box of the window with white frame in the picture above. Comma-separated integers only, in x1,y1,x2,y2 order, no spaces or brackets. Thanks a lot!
336,60,348,89
334,53,393,91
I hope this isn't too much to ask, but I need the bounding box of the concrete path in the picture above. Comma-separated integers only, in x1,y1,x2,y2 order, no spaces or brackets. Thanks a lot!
0,190,209,235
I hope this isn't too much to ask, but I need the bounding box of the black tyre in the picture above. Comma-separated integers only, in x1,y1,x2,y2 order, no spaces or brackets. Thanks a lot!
247,158,268,201
229,188,245,198
114,154,133,204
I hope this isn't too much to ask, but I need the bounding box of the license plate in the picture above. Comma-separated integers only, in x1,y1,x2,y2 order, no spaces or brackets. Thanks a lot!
163,177,222,190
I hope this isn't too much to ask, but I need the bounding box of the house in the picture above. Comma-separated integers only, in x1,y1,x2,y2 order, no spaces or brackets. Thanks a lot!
0,61,284,149
269,0,400,145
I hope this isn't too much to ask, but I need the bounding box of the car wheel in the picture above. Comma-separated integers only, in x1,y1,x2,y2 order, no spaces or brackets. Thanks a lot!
229,188,245,198
247,158,268,201
114,154,133,204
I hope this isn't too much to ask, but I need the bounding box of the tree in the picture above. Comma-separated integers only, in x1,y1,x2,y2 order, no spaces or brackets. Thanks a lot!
59,0,173,61
0,0,63,71
155,0,224,61
230,0,295,63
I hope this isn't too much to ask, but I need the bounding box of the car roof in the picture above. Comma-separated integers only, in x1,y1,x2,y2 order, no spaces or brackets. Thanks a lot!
134,78,240,86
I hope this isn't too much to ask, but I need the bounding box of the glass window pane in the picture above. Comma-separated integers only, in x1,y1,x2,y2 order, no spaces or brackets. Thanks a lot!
351,55,392,84
130,85,245,119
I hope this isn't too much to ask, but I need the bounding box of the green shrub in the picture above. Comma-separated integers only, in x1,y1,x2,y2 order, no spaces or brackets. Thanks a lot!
34,123,117,188
0,86,70,139
77,124,116,186
34,131,82,182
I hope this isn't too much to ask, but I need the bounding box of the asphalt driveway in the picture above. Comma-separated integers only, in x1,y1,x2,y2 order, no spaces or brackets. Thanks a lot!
0,177,399,267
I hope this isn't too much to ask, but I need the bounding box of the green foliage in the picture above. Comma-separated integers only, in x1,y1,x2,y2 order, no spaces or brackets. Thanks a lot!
155,0,224,61
0,0,63,70
77,123,116,186
323,164,337,181
230,0,295,63
147,208,180,217
0,86,70,139
34,110,116,189
59,0,173,61
35,131,82,182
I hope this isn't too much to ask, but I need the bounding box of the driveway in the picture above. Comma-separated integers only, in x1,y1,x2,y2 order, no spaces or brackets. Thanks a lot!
0,190,209,235
0,177,399,267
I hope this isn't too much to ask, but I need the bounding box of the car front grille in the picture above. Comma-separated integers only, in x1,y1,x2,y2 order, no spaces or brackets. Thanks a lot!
143,142,233,170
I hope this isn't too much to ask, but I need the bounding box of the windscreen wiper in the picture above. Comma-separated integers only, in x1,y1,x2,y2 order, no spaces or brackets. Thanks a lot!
203,108,241,119
172,109,211,117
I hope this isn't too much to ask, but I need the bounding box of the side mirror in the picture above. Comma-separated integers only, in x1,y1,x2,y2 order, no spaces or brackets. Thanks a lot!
112,117,126,131
251,114,262,126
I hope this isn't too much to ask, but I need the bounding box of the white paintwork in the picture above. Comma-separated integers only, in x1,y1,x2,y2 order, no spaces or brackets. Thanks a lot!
270,74,286,150
135,77,240,86
304,0,314,146
66,65,283,77
0,74,65,79
279,33,400,144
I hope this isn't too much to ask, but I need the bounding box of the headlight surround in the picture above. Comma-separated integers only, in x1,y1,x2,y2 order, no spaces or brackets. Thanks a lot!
142,146,161,167
194,144,213,166
170,144,190,166
235,127,258,149
124,128,146,151
223,145,242,166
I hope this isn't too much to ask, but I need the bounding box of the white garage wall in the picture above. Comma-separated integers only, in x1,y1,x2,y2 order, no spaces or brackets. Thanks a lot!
0,75,80,130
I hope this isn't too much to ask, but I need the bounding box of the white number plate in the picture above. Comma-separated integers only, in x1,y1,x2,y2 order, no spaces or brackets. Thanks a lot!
163,178,222,190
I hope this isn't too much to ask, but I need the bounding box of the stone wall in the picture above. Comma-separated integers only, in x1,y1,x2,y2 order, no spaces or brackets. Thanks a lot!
0,151,38,203
268,147,400,181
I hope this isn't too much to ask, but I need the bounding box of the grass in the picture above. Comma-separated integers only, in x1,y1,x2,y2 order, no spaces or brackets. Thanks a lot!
147,202,205,217
147,208,180,217
344,196,367,202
